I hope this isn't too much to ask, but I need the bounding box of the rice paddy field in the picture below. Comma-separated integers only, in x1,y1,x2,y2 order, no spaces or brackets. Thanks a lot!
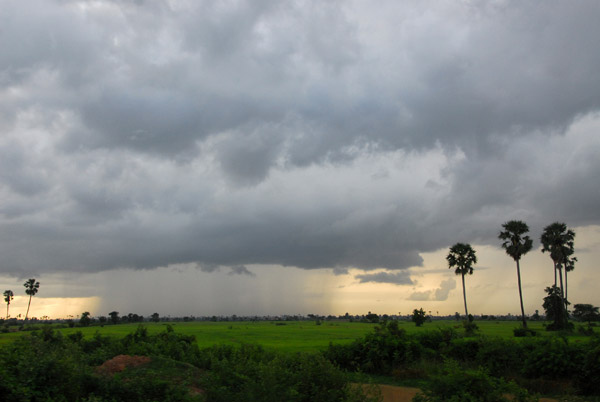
1,319,595,352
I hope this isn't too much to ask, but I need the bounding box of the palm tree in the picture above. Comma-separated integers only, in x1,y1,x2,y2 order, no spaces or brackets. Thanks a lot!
23,279,40,321
447,243,477,318
540,222,576,304
3,290,14,319
499,220,533,328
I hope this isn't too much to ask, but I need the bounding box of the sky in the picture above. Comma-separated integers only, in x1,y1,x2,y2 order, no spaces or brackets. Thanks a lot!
1,0,600,319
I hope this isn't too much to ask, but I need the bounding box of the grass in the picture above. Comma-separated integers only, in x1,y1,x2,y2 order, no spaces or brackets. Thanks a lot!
1,319,596,351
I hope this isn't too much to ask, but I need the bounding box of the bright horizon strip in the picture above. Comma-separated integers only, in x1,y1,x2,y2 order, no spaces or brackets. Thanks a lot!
4,297,101,320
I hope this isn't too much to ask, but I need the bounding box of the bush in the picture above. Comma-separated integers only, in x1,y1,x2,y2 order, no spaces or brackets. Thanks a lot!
520,337,583,379
199,344,373,402
462,320,478,336
514,327,537,337
474,337,522,377
573,335,600,395
412,360,537,402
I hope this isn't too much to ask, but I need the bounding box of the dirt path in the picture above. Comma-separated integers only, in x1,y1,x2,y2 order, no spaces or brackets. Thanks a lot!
364,384,559,402
376,384,420,402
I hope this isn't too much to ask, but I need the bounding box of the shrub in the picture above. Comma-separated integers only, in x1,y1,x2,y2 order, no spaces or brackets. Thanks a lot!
462,320,478,336
412,308,427,327
200,344,372,402
412,360,537,402
514,327,537,337
520,337,583,379
474,337,522,377
573,335,600,395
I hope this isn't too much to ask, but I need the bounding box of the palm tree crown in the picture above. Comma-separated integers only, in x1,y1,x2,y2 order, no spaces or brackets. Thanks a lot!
447,243,477,276
499,220,533,261
540,222,575,269
24,279,40,296
3,290,13,304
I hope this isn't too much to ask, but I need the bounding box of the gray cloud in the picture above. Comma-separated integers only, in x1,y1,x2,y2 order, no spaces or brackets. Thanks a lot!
434,279,457,301
408,291,432,301
1,1,600,276
408,278,457,301
355,271,414,286
228,265,255,277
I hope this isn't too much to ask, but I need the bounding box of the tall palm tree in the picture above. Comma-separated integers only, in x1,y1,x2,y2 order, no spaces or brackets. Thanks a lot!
499,220,533,328
3,290,14,319
23,279,40,321
540,222,575,304
447,243,477,318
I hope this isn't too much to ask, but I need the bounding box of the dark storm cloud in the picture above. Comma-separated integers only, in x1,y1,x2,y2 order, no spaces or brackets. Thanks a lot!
1,0,600,276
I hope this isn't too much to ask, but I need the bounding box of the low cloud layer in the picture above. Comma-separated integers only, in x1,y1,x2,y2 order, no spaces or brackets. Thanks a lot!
355,271,414,286
1,1,600,277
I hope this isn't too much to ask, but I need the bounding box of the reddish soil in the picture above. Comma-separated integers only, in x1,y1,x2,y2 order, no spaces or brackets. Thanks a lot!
377,384,420,401
95,354,152,376
363,384,559,402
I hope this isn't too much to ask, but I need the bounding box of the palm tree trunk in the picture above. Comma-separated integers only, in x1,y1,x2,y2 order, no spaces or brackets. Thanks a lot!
462,273,469,318
25,294,32,321
557,266,568,322
6,303,8,319
558,266,565,299
554,261,557,287
564,269,568,303
516,259,527,328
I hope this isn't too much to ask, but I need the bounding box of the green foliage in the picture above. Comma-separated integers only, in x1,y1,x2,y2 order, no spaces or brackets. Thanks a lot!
80,312,92,327
412,360,537,402
412,309,427,327
520,337,583,379
199,344,370,402
543,285,571,331
0,324,372,402
513,327,537,337
573,304,600,323
462,320,478,336
573,335,600,395
0,327,93,401
94,357,203,402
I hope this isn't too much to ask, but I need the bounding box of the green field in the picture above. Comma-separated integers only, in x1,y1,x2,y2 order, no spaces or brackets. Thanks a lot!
0,319,595,352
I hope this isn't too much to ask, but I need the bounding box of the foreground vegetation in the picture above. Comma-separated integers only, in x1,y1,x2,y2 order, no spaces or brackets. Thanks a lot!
1,319,599,401
0,325,376,402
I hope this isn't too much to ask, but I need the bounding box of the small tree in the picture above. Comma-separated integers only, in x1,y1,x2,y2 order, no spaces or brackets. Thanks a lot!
108,311,119,325
3,290,13,319
79,311,91,327
151,312,160,323
573,304,600,324
23,279,40,321
412,308,427,327
543,285,571,331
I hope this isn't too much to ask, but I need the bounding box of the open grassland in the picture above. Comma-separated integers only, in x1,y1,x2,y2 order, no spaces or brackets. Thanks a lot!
0,319,596,351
